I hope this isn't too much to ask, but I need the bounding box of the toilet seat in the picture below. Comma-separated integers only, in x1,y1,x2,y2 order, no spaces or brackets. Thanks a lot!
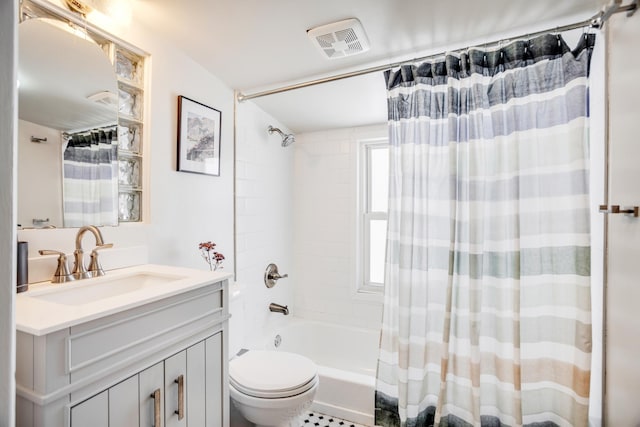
229,350,318,399
230,374,318,399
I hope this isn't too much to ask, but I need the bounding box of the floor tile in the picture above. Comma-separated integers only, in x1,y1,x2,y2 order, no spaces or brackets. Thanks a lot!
299,411,371,427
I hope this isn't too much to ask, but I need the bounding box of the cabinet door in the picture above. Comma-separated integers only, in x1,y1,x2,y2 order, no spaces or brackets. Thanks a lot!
164,351,187,427
140,362,164,427
109,375,139,427
205,333,223,427
187,341,206,427
70,391,108,427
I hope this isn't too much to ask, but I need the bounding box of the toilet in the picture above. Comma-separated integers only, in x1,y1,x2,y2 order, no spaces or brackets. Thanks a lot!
228,283,318,427
229,350,319,427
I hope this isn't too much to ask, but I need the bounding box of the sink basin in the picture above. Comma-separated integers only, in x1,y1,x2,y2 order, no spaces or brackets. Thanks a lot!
31,272,186,306
16,263,233,336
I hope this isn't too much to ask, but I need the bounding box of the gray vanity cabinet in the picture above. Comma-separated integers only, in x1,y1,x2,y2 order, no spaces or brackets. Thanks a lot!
139,362,164,427
165,350,188,427
17,279,229,427
69,333,223,427
109,375,139,425
72,374,140,426
70,391,108,427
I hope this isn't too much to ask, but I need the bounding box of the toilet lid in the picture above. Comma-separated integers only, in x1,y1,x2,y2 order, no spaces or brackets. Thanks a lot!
229,350,318,398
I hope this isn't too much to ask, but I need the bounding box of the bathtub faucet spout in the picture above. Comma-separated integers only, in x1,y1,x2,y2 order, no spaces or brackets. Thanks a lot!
269,303,289,315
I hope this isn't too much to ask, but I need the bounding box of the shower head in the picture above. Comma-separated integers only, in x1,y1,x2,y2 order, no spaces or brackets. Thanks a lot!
268,125,295,147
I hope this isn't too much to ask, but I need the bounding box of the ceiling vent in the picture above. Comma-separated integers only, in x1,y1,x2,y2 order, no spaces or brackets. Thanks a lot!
307,18,370,60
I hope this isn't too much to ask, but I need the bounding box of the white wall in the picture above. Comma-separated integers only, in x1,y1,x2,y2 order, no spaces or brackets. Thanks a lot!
127,26,236,272
293,125,386,329
0,0,17,424
604,10,640,425
235,101,294,348
17,120,63,228
17,1,235,277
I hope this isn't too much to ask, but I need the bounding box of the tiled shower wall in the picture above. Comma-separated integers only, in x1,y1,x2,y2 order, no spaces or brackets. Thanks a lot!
235,101,295,347
293,124,386,330
236,103,387,336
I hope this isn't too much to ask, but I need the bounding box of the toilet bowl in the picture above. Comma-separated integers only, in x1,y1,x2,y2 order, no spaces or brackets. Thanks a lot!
229,350,319,427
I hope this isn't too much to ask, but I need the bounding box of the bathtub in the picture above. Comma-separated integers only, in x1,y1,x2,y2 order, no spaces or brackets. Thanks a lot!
262,318,380,426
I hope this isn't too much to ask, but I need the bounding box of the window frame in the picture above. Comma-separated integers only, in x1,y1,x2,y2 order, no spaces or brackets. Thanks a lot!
356,138,389,295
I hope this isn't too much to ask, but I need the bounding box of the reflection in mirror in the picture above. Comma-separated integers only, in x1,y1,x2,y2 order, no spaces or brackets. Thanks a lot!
18,18,119,229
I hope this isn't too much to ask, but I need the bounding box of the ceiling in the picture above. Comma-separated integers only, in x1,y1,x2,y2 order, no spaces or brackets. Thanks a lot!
133,0,606,133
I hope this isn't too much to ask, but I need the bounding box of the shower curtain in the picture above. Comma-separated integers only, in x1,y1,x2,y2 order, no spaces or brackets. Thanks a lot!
63,126,119,227
375,33,595,427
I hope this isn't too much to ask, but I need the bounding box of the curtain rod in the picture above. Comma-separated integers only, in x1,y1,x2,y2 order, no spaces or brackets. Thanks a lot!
237,1,637,102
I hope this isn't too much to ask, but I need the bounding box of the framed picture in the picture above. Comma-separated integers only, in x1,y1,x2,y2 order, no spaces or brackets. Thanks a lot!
177,96,221,176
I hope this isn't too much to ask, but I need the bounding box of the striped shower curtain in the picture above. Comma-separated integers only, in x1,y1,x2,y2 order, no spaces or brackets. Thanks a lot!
375,33,595,427
63,127,118,227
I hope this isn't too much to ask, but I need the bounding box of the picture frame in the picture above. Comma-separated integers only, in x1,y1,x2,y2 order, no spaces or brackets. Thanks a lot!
177,96,222,176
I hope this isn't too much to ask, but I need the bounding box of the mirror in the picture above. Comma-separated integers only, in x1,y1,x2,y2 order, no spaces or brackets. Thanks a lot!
18,18,119,228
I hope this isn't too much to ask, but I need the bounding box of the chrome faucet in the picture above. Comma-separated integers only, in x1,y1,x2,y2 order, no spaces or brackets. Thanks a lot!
269,303,289,315
73,225,113,279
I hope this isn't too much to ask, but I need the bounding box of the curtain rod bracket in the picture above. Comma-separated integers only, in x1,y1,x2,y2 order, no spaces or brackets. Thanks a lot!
597,0,637,26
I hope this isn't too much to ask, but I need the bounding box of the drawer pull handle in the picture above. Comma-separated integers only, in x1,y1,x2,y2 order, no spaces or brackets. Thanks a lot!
174,375,184,420
150,388,161,427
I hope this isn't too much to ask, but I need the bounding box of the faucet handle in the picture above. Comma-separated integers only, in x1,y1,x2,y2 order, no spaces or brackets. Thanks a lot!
88,243,113,277
264,263,289,288
39,250,75,283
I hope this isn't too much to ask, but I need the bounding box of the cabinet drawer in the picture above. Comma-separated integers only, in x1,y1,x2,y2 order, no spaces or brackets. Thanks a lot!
68,283,223,383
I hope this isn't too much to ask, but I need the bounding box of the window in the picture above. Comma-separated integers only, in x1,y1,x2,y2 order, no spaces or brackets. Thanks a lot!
358,139,389,293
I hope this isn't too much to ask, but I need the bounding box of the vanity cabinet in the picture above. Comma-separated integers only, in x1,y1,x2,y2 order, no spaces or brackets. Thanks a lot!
70,334,223,427
70,391,108,427
16,276,229,427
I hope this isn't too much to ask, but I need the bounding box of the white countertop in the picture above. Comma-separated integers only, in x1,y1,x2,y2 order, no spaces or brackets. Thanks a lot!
16,264,232,336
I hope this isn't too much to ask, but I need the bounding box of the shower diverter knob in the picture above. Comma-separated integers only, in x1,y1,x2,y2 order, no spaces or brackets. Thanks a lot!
264,263,288,288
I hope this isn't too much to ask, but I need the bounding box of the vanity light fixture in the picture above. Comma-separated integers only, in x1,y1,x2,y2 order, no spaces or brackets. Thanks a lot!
65,0,93,16
64,0,132,25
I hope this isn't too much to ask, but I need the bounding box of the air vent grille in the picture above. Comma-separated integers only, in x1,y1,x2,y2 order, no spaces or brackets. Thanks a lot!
336,28,357,44
316,33,335,48
307,18,370,60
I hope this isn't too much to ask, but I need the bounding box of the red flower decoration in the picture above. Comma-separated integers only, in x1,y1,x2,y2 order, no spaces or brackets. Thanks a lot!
199,241,225,271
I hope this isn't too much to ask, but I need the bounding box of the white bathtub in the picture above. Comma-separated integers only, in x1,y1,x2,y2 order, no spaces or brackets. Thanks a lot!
263,318,380,426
